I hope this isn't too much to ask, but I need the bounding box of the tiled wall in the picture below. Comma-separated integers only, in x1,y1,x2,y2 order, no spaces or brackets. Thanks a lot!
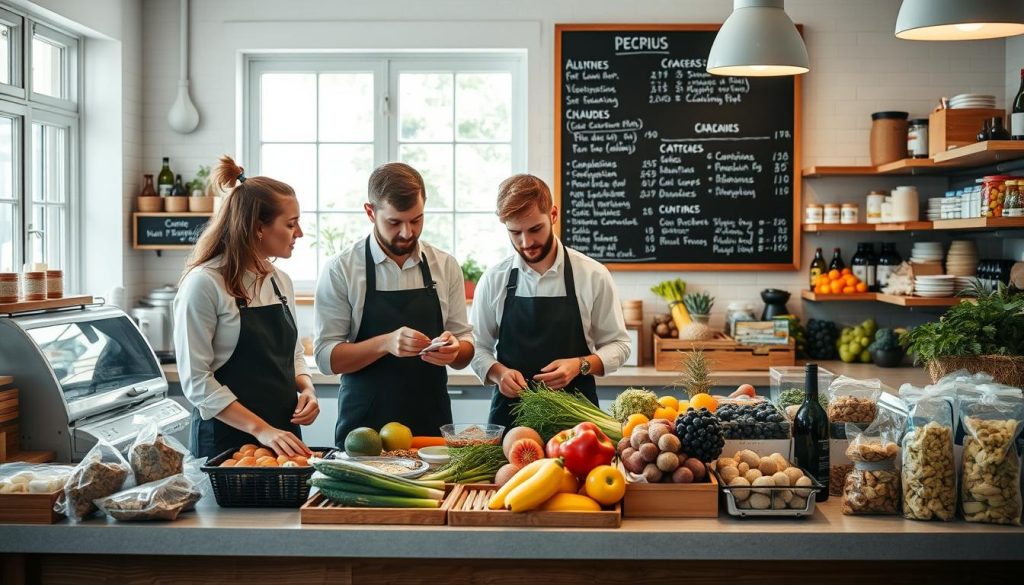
129,0,1016,348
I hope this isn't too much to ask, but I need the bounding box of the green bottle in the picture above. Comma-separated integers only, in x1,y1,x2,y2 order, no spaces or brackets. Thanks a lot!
157,157,174,196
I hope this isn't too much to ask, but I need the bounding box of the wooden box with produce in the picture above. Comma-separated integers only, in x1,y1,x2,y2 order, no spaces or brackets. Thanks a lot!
0,464,72,524
652,333,795,371
0,489,64,524
448,483,621,528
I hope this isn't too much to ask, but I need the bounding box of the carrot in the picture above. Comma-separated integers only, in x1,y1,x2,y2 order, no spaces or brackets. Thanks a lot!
410,436,447,448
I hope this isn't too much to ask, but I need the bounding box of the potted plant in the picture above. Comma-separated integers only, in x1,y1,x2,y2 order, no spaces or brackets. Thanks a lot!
461,257,484,300
682,292,714,326
187,165,213,212
902,283,1024,386
868,328,906,368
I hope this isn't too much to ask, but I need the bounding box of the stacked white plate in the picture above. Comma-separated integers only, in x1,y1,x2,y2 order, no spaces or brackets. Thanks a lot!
945,240,978,276
910,242,944,263
927,198,944,221
914,275,956,298
949,93,996,109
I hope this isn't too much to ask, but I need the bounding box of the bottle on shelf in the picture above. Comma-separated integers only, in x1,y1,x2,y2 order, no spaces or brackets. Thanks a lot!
171,174,187,197
1012,68,1024,141
828,247,845,272
851,242,878,292
157,157,175,196
792,363,829,502
809,247,827,290
876,243,903,290
139,174,156,197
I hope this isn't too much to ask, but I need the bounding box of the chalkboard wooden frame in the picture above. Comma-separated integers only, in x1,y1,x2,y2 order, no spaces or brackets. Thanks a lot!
554,23,802,271
132,212,213,250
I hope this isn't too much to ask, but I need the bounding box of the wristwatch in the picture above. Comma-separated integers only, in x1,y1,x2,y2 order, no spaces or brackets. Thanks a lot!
578,356,591,376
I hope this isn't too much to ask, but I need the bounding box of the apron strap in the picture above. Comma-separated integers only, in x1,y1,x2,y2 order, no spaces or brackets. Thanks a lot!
363,235,377,292
268,276,297,331
418,252,436,290
503,267,520,314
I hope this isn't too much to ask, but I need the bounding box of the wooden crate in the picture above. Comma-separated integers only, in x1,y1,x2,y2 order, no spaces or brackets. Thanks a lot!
621,471,719,518
928,108,1003,157
447,484,621,528
0,489,64,524
300,483,458,525
652,333,795,372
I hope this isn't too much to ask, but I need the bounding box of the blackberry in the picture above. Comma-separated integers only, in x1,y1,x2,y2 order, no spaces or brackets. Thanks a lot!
674,408,725,463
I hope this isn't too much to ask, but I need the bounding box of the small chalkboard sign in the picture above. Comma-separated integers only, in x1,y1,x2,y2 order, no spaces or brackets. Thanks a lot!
132,212,211,250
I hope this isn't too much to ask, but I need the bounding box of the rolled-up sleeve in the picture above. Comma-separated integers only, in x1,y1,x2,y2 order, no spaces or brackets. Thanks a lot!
589,267,631,374
172,272,238,420
469,268,501,385
313,258,352,375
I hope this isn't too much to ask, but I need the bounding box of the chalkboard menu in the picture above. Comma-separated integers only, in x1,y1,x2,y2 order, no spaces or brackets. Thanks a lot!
555,24,801,270
132,213,211,249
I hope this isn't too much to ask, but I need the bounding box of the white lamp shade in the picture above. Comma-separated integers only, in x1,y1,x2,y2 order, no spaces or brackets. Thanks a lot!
896,0,1024,41
707,0,809,77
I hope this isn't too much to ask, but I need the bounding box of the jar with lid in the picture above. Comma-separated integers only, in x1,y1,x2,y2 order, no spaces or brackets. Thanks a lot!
841,203,859,224
823,203,841,224
851,243,878,292
1003,180,1023,218
870,111,909,166
866,191,886,224
21,271,46,301
981,175,1011,217
876,243,903,290
805,204,823,224
725,302,756,337
907,118,929,158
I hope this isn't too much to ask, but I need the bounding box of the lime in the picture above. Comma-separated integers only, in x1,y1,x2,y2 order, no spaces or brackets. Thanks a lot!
344,427,383,456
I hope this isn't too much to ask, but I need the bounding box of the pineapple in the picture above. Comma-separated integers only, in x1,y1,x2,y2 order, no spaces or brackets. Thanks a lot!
676,349,713,398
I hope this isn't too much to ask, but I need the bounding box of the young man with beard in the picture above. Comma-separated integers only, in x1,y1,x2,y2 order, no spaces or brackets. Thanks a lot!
314,162,473,446
470,174,630,429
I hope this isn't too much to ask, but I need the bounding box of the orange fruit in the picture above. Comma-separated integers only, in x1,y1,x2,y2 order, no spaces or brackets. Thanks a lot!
842,286,855,294
829,281,843,294
815,284,829,295
653,406,678,422
622,413,650,438
855,282,868,293
690,393,718,413
677,400,689,412
657,395,679,411
257,458,280,467
236,456,257,467
827,269,840,281
841,268,852,276
277,455,291,465
253,448,273,459
844,275,858,287
220,459,237,467
292,456,309,467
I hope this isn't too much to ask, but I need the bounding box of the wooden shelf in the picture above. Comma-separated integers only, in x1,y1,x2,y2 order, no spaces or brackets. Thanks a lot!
802,290,965,308
801,222,875,232
0,295,94,315
802,141,1024,177
801,291,875,302
803,217,1024,233
931,217,1024,230
874,221,933,231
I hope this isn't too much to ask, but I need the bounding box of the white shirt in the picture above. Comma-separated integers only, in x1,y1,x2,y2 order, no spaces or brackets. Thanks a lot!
313,234,473,375
173,259,310,420
470,239,631,385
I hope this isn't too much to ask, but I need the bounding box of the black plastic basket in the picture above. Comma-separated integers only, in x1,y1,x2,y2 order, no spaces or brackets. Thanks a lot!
200,446,334,508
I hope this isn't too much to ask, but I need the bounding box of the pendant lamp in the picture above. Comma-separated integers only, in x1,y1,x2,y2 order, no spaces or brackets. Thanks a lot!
707,0,808,77
167,0,200,133
896,0,1024,41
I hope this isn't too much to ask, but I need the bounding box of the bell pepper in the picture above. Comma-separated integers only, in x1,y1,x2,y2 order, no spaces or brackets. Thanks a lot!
559,422,616,478
545,429,571,459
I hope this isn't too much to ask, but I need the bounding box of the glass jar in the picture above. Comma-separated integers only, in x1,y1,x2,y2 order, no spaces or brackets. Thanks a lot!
0,272,17,303
45,269,63,299
725,302,756,337
805,204,823,224
907,118,929,158
981,175,1011,217
866,191,886,224
1003,180,1023,218
823,203,841,224
841,203,859,224
21,271,46,301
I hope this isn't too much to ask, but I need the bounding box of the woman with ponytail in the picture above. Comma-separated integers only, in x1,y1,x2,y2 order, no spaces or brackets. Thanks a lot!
173,155,319,458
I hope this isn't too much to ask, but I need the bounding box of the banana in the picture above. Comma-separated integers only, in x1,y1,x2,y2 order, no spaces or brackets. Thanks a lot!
537,493,601,512
505,458,565,513
488,459,547,510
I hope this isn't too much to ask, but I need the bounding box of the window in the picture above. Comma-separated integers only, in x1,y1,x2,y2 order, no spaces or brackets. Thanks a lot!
0,5,78,279
247,54,525,287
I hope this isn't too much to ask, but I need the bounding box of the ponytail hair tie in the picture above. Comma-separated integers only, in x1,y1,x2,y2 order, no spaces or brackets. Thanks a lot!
237,170,247,183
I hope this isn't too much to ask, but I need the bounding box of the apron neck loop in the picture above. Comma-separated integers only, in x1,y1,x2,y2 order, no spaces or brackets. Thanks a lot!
363,234,436,291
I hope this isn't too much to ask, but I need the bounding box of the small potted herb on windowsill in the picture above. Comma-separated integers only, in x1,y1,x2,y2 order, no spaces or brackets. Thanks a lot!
187,165,213,213
462,257,485,301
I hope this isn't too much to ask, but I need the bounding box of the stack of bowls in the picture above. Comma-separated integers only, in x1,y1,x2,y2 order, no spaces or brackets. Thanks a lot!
910,242,944,264
945,240,979,276
914,275,956,298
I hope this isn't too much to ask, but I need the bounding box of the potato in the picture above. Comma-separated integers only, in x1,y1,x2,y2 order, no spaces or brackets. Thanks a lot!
716,456,738,470
789,495,808,509
656,451,680,473
639,442,659,463
752,476,775,495
657,433,681,454
771,472,790,487
642,463,664,483
783,467,805,485
794,475,813,498
758,457,778,476
719,465,740,483
744,469,762,483
737,462,750,475
737,450,760,468
749,493,772,509
770,453,789,471
683,458,707,482
728,476,751,501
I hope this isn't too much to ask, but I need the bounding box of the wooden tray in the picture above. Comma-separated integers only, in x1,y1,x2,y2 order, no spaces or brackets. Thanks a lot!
300,483,458,525
0,295,94,315
653,333,795,371
447,484,621,528
0,489,63,524
621,470,719,518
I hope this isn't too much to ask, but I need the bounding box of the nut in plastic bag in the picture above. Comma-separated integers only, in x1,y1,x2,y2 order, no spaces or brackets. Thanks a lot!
958,393,1024,526
842,410,901,515
59,439,132,522
899,395,956,521
827,376,882,425
95,473,202,522
128,419,188,485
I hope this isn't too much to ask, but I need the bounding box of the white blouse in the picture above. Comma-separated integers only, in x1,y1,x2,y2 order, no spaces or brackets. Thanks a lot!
173,259,310,420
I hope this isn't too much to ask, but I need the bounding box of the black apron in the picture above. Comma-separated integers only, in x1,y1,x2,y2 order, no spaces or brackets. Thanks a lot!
334,236,450,446
190,277,301,459
488,246,597,429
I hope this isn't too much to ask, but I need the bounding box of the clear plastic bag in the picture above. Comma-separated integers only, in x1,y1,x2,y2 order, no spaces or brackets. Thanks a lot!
958,393,1024,526
842,410,901,515
95,473,202,522
128,419,189,485
0,463,74,494
827,376,882,424
899,395,956,521
59,440,132,522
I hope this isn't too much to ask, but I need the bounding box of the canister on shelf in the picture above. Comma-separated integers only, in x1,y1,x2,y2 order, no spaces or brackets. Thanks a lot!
891,186,920,222
981,175,1011,218
21,271,46,301
841,203,859,224
0,273,17,303
880,201,894,224
45,269,63,299
870,111,909,166
1004,180,1023,218
805,204,824,224
823,203,841,224
907,118,929,159
866,191,886,224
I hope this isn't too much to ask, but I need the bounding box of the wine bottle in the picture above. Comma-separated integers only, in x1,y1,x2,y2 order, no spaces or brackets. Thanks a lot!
171,174,187,197
809,247,826,290
828,247,845,271
1013,68,1024,141
157,157,174,196
792,363,829,501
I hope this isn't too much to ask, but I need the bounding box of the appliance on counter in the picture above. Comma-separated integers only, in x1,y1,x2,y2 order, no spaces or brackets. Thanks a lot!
132,284,177,363
0,305,190,462
760,288,792,321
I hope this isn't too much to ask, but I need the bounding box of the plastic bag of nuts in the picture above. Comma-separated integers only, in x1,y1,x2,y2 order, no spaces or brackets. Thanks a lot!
958,394,1024,526
827,376,882,424
129,421,188,485
900,396,956,521
59,439,133,522
842,413,901,515
829,463,853,497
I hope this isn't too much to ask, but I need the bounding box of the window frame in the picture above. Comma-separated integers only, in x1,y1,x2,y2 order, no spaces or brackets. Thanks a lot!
244,52,526,291
0,6,25,99
28,21,78,111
